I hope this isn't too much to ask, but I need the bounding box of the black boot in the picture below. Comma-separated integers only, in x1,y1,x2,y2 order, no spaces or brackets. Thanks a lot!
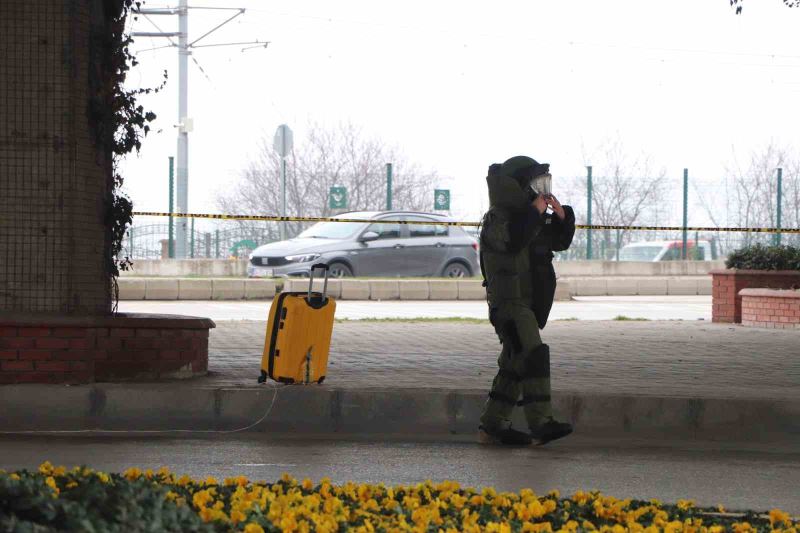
478,425,533,446
529,417,573,445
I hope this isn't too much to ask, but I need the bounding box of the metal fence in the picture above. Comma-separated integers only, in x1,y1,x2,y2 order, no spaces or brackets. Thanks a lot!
123,214,799,263
556,228,798,262
122,221,275,260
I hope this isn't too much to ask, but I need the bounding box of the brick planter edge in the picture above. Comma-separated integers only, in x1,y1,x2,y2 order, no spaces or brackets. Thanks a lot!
710,269,800,323
740,288,800,329
0,313,215,384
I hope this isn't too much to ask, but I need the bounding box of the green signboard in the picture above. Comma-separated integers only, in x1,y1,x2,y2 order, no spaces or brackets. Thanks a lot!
329,187,348,209
434,189,450,210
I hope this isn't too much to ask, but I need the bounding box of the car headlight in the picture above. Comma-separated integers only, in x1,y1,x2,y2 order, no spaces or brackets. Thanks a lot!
285,253,321,263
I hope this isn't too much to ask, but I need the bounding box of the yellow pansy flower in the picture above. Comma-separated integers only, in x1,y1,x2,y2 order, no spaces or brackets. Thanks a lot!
486,521,513,533
38,461,54,475
230,509,246,524
572,491,591,505
192,489,214,509
123,467,142,480
677,499,695,511
522,522,554,533
45,476,59,496
244,524,265,533
224,475,249,487
771,509,793,528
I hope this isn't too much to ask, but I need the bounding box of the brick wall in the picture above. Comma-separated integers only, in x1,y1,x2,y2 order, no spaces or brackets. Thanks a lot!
0,316,213,384
711,270,800,323
741,289,800,329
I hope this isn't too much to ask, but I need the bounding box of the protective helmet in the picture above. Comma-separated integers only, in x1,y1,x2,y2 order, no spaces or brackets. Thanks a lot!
501,156,549,185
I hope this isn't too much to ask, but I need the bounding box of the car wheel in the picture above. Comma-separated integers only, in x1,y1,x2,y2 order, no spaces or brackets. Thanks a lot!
328,262,353,278
442,262,470,278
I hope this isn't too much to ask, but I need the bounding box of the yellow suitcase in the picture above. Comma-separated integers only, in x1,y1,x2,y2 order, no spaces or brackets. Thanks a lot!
258,264,336,384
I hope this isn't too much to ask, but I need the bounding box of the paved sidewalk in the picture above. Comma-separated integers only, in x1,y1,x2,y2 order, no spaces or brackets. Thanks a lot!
118,296,713,322
2,320,799,444
207,320,798,400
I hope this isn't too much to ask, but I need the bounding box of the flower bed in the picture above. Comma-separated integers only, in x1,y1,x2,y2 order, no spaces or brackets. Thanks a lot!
1,463,798,532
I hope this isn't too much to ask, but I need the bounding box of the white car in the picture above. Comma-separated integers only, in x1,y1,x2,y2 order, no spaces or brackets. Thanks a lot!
618,240,718,261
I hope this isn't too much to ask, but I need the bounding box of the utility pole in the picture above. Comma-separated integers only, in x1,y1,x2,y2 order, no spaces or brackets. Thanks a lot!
682,168,689,260
176,0,189,259
776,168,783,246
168,156,175,258
586,166,593,260
386,163,393,211
132,5,268,258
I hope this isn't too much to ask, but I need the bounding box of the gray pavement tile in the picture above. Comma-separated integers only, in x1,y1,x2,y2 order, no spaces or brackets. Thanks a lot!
192,321,800,401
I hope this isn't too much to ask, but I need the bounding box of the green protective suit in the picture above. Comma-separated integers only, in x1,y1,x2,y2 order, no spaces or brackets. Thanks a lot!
478,157,576,432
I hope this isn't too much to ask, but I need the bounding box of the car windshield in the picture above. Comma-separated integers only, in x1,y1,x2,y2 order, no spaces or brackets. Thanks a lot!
619,246,663,261
298,221,364,239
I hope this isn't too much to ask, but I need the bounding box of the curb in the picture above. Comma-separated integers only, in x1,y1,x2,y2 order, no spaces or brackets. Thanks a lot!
117,277,714,301
1,385,797,446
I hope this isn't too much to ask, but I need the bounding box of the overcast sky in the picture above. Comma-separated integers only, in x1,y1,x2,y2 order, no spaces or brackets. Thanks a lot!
120,0,800,226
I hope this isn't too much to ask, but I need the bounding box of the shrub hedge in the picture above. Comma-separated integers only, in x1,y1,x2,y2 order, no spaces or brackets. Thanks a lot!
725,244,800,271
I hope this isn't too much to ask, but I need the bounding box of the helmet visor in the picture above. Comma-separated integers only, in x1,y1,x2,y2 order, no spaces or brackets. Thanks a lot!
530,173,552,196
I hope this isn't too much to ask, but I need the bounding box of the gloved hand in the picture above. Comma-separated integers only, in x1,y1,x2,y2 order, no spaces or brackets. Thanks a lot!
532,193,548,214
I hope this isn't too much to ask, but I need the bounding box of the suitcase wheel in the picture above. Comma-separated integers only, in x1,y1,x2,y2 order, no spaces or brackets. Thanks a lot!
257,370,267,384
317,376,326,385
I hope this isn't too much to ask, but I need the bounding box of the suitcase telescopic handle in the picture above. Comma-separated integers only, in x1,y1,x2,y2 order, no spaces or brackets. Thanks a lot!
308,263,330,302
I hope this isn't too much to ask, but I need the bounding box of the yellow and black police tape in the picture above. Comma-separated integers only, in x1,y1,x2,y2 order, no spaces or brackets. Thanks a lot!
132,211,800,234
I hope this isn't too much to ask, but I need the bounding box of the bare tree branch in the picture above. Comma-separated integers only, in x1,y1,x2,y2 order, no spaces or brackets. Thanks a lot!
216,121,443,243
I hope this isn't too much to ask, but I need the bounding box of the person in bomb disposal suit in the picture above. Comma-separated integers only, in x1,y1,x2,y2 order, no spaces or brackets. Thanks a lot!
478,155,576,446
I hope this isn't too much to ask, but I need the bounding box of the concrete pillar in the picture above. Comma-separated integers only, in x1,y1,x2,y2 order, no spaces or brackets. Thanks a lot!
0,0,111,314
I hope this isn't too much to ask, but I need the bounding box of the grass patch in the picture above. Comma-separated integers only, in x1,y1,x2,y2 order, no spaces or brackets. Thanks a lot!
612,315,650,321
554,317,580,321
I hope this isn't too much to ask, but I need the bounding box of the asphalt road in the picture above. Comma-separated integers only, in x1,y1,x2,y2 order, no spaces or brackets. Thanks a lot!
1,434,797,514
119,295,713,321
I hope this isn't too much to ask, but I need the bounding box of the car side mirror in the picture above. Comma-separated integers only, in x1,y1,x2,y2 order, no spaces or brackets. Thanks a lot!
360,231,380,243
